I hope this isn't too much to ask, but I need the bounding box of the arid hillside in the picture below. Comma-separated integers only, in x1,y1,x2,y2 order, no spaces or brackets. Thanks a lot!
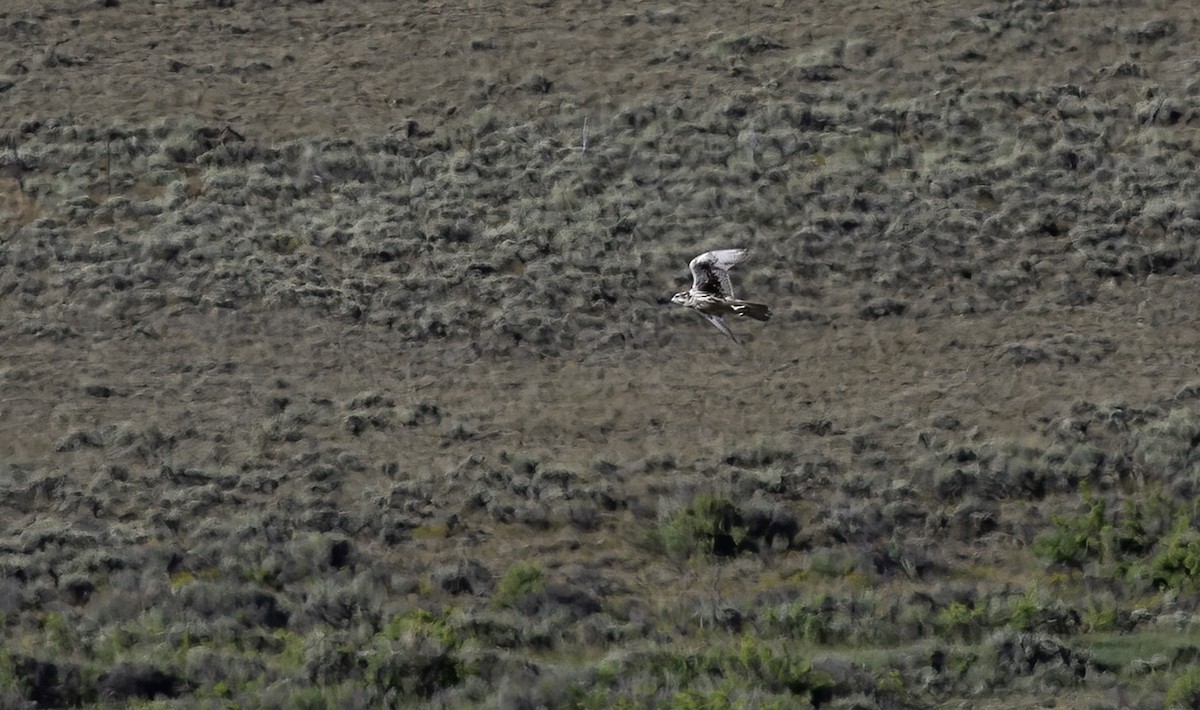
3,1,1200,708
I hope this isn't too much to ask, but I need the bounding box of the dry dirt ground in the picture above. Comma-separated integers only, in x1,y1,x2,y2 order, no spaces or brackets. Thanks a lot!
4,0,1200,708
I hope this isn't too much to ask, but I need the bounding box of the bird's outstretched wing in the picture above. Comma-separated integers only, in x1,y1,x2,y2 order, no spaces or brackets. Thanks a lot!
701,313,741,345
689,249,748,299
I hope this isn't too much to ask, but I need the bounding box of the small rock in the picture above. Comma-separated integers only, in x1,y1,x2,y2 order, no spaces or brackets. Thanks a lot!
859,297,906,319
431,559,493,595
930,413,960,430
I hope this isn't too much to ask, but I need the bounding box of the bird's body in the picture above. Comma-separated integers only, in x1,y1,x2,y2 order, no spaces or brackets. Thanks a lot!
671,248,771,343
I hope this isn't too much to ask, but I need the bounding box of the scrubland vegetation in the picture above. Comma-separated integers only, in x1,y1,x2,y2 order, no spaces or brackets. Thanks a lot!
3,0,1200,707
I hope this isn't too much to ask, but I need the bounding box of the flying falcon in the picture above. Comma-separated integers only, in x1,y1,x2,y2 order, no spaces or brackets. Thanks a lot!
671,248,771,343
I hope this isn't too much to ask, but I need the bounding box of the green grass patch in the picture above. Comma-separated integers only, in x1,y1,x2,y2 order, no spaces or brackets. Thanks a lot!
167,567,221,591
1081,631,1199,672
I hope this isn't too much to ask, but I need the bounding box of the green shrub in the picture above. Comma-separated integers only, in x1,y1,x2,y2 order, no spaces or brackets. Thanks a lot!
1113,497,1154,559
1034,484,1195,588
657,495,750,559
40,611,75,653
1166,666,1200,709
494,562,545,607
1007,587,1041,631
1151,514,1200,590
807,550,858,579
1082,603,1121,633
771,596,839,644
366,611,467,699
595,641,831,707
0,647,14,689
363,640,463,700
667,684,740,710
1004,585,1080,635
734,636,833,699
874,668,911,707
285,686,332,710
1034,496,1107,567
380,609,460,648
566,684,618,710
935,601,989,641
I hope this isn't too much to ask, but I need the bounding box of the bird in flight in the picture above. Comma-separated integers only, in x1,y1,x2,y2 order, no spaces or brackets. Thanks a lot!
671,248,771,344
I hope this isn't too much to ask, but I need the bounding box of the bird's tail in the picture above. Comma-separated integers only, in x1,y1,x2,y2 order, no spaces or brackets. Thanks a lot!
731,301,771,321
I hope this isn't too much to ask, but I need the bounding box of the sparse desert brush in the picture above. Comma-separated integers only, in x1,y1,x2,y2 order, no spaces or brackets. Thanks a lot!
547,179,583,212
957,440,1082,500
156,129,213,166
296,577,383,630
180,643,269,698
702,31,784,69
723,440,795,469
765,594,844,645
281,534,355,580
466,106,499,138
8,1,1200,706
805,548,860,581
172,580,290,633
976,629,1090,694
210,165,298,208
595,638,832,708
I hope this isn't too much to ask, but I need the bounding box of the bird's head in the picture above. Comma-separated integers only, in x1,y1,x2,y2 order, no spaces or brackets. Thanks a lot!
670,291,689,305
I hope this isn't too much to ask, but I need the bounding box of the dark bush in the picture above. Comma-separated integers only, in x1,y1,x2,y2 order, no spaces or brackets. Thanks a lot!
431,559,493,595
10,656,93,707
98,663,187,702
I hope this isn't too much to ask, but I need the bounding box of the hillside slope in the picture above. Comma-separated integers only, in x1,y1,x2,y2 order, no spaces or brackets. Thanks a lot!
3,1,1200,707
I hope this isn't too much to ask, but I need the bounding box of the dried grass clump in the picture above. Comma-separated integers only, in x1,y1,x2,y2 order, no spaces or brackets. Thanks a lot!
1133,407,1200,497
